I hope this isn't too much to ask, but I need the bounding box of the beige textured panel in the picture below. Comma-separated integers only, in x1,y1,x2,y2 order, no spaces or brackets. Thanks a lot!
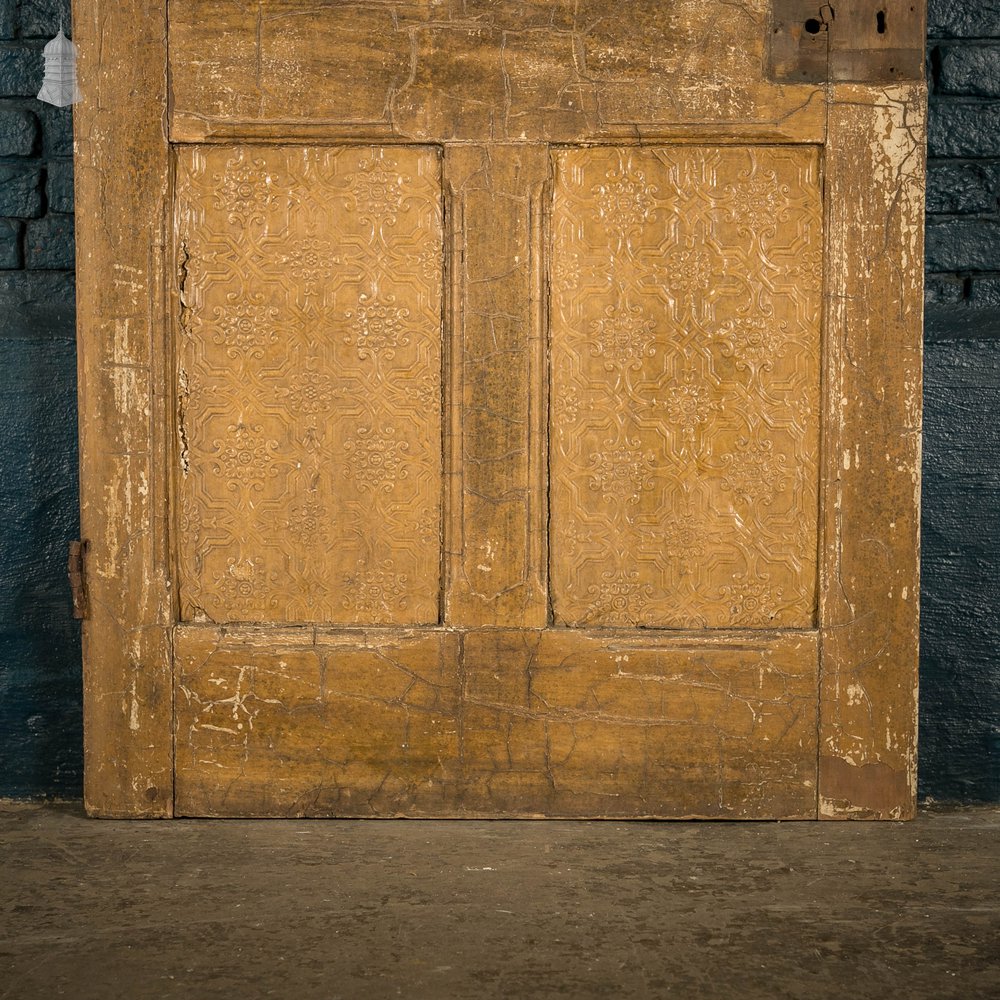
174,145,443,625
174,625,818,818
550,146,823,630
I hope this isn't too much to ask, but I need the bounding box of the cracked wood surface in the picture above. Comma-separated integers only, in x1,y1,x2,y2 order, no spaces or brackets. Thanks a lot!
818,84,925,820
175,625,818,817
76,2,926,819
74,0,174,816
167,0,828,145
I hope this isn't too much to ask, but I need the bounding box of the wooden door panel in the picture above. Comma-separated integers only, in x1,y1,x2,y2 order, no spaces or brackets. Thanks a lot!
167,1,827,144
460,629,817,818
170,138,824,817
171,139,826,818
175,624,817,817
175,626,462,815
174,144,444,625
75,0,924,819
550,145,822,628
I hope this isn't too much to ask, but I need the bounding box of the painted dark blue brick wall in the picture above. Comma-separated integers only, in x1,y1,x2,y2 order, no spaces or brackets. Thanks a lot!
0,0,81,798
0,0,997,801
0,327,81,796
922,1,1000,803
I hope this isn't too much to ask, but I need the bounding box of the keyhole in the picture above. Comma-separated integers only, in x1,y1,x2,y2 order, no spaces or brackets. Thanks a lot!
876,9,886,33
804,17,822,33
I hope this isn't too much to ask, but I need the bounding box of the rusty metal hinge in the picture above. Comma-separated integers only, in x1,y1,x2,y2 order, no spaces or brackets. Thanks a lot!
68,540,89,620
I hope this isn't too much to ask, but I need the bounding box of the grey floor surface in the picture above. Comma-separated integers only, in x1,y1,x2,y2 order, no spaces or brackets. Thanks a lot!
0,802,997,999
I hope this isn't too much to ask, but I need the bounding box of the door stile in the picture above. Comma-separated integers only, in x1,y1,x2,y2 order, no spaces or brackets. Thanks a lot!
75,0,174,816
442,146,464,626
818,85,925,820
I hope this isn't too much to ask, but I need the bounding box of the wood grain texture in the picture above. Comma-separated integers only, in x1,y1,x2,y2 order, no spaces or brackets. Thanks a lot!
175,625,819,818
74,0,174,816
819,84,925,819
174,144,443,625
770,0,926,84
550,145,822,628
443,145,549,627
167,0,827,144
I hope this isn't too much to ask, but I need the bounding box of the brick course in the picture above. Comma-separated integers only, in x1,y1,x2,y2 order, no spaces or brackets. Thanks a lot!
928,1,1000,38
926,3,1000,335
937,44,1000,97
0,11,74,275
0,107,37,154
0,215,21,266
19,0,72,40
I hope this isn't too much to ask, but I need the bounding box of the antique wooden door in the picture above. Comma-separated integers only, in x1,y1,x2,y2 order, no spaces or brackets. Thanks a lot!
74,1,926,818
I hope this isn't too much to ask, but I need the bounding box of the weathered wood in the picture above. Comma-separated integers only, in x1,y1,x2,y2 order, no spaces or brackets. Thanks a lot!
770,0,925,85
67,541,89,621
167,0,828,145
443,145,549,627
819,84,925,819
76,1,927,819
174,626,462,816
175,625,819,818
75,0,174,816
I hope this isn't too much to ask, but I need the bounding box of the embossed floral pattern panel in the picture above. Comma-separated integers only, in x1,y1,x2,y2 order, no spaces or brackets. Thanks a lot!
175,145,443,625
550,146,822,629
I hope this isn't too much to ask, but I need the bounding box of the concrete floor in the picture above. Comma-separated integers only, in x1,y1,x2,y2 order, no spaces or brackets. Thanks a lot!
0,803,997,1000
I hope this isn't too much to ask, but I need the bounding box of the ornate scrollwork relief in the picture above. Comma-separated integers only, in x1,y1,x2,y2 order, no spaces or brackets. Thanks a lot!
550,146,822,628
175,145,443,625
